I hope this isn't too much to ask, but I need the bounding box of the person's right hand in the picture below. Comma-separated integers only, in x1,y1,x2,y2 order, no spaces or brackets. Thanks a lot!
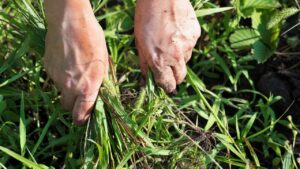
44,1,108,125
134,0,201,93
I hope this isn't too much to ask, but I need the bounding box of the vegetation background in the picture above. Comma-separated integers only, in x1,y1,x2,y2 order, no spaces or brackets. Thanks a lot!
0,0,300,168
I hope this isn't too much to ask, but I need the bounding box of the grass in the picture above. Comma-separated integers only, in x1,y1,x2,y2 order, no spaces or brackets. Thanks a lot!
0,0,300,168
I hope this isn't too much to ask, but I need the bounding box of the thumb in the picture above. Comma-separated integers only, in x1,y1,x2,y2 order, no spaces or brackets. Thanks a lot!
72,93,98,126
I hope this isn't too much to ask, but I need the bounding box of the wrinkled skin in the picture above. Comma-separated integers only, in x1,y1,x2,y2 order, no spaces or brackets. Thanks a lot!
44,0,200,125
135,0,201,93
44,1,108,125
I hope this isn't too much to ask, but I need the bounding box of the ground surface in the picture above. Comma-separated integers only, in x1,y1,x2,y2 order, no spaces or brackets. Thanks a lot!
0,0,300,169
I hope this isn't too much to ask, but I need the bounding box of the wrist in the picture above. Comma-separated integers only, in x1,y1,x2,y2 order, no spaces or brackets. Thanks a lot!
45,0,95,25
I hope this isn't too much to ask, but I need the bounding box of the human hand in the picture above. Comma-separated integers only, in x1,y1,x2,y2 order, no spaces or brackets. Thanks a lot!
44,2,108,125
134,0,201,93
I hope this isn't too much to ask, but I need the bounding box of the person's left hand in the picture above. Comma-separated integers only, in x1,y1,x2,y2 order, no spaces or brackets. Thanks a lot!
44,13,108,125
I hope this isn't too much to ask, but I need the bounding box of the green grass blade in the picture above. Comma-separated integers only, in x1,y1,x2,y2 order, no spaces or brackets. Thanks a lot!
32,92,59,155
0,146,48,169
0,71,28,88
244,138,260,167
19,92,26,156
241,113,257,138
0,162,7,169
282,152,292,169
116,148,136,169
0,36,30,74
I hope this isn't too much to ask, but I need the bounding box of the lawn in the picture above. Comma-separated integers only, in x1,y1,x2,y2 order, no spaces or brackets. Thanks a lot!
0,0,300,168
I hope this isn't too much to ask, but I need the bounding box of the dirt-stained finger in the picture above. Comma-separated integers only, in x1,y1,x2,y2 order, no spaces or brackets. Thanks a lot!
72,92,98,126
172,59,187,85
60,90,76,111
137,44,148,78
152,65,176,93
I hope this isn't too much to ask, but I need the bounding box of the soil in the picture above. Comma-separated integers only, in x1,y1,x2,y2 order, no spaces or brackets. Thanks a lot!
250,13,300,159
252,13,300,118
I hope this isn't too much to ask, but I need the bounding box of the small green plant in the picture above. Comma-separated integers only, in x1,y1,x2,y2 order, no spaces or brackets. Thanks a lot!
0,0,299,168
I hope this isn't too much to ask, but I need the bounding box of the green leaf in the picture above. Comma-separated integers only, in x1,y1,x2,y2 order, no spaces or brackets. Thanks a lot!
267,8,299,29
230,28,260,48
240,0,280,17
253,40,274,63
252,11,280,49
242,0,280,10
196,7,233,17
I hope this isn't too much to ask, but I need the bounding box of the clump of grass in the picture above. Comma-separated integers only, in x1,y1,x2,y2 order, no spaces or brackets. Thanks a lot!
82,61,213,168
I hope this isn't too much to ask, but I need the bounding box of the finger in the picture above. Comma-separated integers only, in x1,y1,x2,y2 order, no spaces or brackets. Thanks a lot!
60,91,76,111
136,41,149,87
72,92,98,126
139,54,148,78
184,48,193,63
172,59,187,85
152,65,176,93
136,40,148,77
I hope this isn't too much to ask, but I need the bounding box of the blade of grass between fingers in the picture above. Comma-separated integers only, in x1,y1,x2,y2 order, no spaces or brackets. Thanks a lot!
94,98,110,168
101,79,154,147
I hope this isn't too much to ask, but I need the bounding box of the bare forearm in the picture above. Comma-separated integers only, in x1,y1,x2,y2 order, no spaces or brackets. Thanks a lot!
44,0,95,25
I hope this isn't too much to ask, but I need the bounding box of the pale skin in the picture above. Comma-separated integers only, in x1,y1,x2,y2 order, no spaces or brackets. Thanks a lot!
44,0,201,125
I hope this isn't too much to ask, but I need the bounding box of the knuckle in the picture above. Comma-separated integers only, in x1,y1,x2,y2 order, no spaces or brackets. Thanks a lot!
151,54,163,68
79,78,99,95
63,77,74,90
